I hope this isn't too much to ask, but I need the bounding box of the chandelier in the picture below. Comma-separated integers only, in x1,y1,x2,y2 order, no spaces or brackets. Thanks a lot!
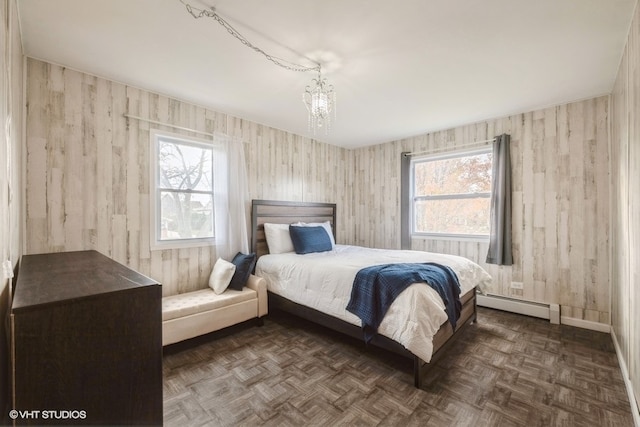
180,0,336,135
303,71,336,134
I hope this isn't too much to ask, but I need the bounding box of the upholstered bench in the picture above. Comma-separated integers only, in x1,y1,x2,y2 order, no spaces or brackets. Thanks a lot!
162,274,267,346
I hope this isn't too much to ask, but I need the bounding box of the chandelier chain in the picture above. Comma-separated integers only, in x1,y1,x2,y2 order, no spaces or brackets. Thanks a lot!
179,0,320,74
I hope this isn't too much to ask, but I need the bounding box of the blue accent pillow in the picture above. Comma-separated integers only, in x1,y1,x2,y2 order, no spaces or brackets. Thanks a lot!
228,252,257,291
289,225,333,254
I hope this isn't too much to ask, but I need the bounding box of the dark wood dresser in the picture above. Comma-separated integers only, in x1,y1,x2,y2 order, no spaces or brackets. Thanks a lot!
10,250,163,426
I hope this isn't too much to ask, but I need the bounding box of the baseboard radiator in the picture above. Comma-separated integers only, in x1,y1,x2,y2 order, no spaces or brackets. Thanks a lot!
476,294,561,324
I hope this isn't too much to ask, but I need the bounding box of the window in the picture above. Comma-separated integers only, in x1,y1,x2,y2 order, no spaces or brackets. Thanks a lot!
411,148,492,239
150,130,215,250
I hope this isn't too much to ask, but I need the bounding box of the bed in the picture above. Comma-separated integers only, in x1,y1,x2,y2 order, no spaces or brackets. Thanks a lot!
251,199,491,388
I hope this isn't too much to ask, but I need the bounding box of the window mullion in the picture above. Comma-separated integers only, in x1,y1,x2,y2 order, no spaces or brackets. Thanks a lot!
415,193,491,201
158,187,213,195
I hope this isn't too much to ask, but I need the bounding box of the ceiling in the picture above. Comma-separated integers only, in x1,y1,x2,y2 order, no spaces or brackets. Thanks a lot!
17,0,637,148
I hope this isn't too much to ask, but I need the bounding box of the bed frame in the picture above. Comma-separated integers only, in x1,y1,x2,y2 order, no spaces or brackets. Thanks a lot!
251,199,477,388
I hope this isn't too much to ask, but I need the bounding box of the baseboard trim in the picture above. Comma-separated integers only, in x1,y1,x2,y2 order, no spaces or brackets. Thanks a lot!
477,294,550,320
560,316,611,333
611,326,640,427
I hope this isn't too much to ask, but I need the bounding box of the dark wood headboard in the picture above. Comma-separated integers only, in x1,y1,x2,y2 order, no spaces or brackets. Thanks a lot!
251,199,337,259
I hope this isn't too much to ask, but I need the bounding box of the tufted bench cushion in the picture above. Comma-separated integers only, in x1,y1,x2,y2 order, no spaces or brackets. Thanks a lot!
162,288,257,322
162,274,267,346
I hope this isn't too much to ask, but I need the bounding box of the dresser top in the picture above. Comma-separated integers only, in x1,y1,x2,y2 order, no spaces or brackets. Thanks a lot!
12,250,160,312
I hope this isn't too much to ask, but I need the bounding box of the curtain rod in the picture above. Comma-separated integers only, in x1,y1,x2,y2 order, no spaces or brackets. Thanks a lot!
123,114,216,138
403,137,496,157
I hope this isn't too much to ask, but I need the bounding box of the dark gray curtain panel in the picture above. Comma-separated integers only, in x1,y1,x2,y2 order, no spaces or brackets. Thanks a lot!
400,152,411,250
486,134,513,265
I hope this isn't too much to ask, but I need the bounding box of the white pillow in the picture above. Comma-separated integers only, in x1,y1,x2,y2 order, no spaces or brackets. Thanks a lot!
263,223,295,254
294,221,336,247
209,258,237,294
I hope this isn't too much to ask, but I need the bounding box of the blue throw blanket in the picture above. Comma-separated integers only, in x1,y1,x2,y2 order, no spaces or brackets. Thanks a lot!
346,262,461,344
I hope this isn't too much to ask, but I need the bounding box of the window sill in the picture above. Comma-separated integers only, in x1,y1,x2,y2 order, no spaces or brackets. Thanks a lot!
150,239,215,251
411,234,489,243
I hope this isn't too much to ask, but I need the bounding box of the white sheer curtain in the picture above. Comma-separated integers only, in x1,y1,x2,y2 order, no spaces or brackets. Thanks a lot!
212,133,250,261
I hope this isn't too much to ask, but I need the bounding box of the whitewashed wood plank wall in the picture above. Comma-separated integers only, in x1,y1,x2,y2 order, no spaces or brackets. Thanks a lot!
1,0,24,414
346,97,610,324
25,58,610,329
24,59,347,297
611,1,640,412
0,0,23,279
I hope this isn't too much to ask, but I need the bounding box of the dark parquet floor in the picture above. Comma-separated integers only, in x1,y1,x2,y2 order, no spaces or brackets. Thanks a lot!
163,307,634,426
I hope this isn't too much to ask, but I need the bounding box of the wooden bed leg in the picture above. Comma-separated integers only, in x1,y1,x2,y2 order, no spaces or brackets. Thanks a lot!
472,294,478,324
413,356,424,388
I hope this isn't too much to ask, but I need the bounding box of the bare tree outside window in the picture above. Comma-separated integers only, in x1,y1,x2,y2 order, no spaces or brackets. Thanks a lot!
412,150,492,237
156,136,214,242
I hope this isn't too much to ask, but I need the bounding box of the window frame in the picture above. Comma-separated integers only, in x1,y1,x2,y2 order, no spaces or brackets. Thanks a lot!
149,129,216,251
410,147,492,241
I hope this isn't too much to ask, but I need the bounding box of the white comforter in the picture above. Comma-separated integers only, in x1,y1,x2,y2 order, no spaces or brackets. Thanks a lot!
256,245,492,362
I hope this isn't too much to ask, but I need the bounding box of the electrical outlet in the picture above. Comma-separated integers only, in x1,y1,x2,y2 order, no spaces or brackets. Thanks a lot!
510,282,524,290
